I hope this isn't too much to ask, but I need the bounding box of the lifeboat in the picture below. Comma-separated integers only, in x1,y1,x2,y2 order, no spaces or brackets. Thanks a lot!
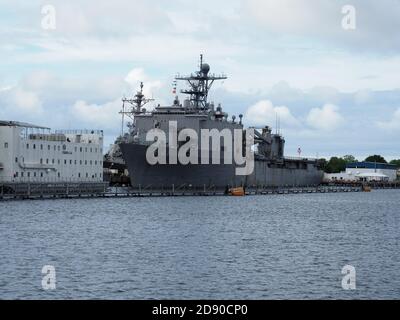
362,185,372,192
229,187,245,196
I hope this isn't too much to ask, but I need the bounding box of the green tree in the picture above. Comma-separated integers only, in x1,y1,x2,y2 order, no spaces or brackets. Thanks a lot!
318,158,328,171
325,157,346,173
389,159,400,167
364,155,387,163
342,155,358,163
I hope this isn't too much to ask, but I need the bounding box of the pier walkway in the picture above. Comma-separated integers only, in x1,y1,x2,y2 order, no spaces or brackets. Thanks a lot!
0,182,365,201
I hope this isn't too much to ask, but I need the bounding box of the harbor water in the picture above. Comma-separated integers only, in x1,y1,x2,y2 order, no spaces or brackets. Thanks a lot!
0,190,399,299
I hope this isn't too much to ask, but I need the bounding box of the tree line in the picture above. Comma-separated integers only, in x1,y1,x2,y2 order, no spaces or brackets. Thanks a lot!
319,155,400,174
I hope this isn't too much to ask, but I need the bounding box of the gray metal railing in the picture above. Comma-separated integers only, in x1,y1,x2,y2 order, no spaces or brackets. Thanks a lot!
55,129,104,136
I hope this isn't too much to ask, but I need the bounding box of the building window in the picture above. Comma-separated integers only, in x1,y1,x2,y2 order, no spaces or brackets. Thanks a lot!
58,146,60,151
4,142,9,148
90,160,92,165
48,145,50,151
54,146,56,151
15,157,18,163
40,172,43,178
52,159,55,164
41,144,43,150
15,172,18,177
80,160,82,165
58,172,60,178
34,172,37,177
40,159,43,164
86,173,88,178
26,144,29,149
64,160,67,165
78,173,81,178
80,147,82,152
70,160,72,165
21,172,24,177
46,159,49,164
85,160,87,165
58,160,60,165
33,144,36,149
27,172,30,178
74,160,77,165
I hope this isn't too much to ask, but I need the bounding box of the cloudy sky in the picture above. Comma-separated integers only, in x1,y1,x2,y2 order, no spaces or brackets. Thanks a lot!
1,0,399,159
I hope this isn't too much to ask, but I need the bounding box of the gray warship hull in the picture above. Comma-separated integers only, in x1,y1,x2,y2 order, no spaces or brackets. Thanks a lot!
120,143,324,189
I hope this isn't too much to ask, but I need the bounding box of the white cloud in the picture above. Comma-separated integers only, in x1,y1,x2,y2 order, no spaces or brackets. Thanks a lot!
377,108,400,131
13,89,42,112
306,104,344,131
124,68,163,98
354,89,373,105
68,68,163,132
244,0,400,51
245,100,300,128
0,87,43,115
3,1,400,94
70,99,121,131
21,71,54,91
245,0,337,34
0,86,13,92
54,0,172,36
1,0,400,157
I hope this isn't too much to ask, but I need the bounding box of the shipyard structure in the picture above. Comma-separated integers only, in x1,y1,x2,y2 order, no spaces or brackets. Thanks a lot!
0,121,104,183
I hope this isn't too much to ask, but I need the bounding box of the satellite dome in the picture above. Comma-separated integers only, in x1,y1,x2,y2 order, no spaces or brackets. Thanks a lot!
201,63,210,75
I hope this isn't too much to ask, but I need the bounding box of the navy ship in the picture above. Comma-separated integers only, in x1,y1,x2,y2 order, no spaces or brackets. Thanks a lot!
118,56,324,189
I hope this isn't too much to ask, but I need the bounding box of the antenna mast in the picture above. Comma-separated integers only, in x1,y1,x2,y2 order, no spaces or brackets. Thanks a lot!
175,54,227,110
121,100,125,136
120,82,154,122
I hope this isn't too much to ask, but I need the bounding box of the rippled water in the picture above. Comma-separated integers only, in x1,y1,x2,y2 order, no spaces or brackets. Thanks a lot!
0,190,399,300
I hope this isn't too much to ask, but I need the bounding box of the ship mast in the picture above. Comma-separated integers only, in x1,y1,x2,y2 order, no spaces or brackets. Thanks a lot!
120,82,154,135
175,54,227,110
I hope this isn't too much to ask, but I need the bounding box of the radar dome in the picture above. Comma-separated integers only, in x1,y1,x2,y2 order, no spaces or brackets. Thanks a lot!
201,63,210,75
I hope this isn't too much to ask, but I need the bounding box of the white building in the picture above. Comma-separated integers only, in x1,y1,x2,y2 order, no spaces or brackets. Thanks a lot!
0,121,104,183
324,162,398,183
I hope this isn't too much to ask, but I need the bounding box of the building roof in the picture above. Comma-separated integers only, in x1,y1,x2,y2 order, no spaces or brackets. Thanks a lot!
355,172,388,178
0,120,50,130
347,162,397,170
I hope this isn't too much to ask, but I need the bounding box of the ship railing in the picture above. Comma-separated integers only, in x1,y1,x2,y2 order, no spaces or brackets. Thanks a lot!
175,184,189,191
284,156,319,161
127,184,220,196
55,129,104,136
0,175,106,184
